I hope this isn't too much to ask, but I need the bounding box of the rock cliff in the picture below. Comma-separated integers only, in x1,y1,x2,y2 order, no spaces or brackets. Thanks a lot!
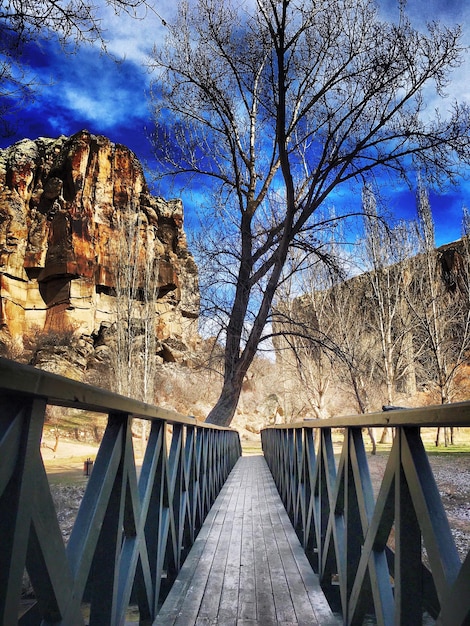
0,130,199,367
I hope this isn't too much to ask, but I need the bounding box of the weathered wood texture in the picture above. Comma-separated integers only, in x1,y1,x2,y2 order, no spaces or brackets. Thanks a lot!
262,417,470,626
154,455,340,626
0,357,241,626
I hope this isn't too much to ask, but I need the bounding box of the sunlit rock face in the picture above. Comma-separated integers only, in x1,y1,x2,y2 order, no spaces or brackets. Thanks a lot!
0,130,199,359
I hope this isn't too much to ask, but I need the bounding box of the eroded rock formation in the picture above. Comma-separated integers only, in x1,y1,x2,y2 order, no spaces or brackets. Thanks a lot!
0,130,199,366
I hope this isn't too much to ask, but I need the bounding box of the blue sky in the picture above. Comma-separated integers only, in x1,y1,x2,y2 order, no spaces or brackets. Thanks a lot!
1,0,469,246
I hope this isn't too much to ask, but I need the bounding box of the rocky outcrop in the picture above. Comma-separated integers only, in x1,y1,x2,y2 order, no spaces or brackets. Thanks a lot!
0,130,199,364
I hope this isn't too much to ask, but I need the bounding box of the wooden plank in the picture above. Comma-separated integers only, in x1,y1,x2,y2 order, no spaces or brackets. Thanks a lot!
258,472,297,623
178,483,237,625
153,456,340,626
238,473,256,622
154,467,237,624
196,464,244,623
217,472,243,622
265,474,325,624
264,478,341,625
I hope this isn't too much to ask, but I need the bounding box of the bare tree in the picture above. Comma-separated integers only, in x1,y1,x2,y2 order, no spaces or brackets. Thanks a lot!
360,186,419,441
328,277,381,453
408,181,470,443
1,0,149,51
272,231,346,422
0,37,32,137
412,182,453,405
150,0,470,426
111,203,160,447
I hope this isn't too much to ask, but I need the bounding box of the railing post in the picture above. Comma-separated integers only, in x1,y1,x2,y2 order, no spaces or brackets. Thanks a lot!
303,427,317,562
394,427,423,625
344,428,366,616
293,428,304,535
185,424,197,546
0,397,48,624
318,427,341,611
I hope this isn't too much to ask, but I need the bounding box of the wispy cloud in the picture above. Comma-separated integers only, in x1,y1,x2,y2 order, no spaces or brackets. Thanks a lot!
6,36,153,153
97,1,175,63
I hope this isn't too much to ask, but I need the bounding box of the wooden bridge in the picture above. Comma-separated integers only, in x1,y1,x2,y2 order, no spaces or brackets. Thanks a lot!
1,357,469,625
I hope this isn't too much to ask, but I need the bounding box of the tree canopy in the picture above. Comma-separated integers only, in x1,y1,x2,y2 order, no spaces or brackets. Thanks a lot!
150,0,470,426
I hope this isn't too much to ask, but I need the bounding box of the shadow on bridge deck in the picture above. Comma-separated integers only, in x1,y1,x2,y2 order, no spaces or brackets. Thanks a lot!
153,455,340,626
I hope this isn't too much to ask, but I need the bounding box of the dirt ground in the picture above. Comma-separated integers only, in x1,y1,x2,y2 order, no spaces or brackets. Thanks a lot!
365,451,469,560
41,438,100,460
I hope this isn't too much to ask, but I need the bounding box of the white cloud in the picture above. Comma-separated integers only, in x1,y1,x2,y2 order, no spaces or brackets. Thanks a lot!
61,88,132,127
29,39,150,130
96,1,176,64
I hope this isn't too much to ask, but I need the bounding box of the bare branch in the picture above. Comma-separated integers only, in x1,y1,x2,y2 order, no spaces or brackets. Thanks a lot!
149,0,470,425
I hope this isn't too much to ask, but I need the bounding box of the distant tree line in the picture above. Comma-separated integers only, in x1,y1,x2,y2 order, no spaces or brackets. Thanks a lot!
273,184,470,447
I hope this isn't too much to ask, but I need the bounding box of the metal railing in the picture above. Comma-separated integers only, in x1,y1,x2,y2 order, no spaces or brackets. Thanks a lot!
0,357,241,625
261,405,470,626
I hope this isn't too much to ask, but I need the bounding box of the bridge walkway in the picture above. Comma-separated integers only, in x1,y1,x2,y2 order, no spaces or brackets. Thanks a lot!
153,455,340,626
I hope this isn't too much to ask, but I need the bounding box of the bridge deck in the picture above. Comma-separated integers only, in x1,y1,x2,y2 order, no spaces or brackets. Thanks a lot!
153,455,340,626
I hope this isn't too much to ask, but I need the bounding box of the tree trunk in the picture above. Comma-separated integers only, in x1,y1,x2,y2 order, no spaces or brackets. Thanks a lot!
379,427,391,444
206,5,298,428
205,373,245,426
367,428,377,455
402,311,417,396
206,245,288,427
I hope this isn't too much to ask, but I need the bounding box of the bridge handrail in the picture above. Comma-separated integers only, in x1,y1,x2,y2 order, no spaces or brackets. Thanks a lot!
0,357,241,625
262,401,470,430
0,356,226,427
261,403,470,626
